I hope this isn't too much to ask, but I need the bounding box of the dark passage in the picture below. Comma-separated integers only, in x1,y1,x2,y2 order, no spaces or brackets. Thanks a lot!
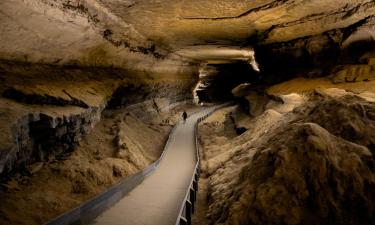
195,62,259,103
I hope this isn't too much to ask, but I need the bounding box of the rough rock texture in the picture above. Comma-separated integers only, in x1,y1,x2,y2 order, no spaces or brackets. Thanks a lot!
0,0,169,66
1,1,375,225
0,109,166,225
1,0,375,64
92,0,375,48
0,60,196,177
197,87,375,225
331,63,375,83
0,97,200,225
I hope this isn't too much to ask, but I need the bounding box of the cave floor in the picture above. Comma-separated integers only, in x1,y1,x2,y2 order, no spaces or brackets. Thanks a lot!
92,106,215,225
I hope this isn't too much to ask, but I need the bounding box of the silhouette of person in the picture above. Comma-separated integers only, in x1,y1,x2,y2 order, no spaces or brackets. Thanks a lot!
182,111,187,123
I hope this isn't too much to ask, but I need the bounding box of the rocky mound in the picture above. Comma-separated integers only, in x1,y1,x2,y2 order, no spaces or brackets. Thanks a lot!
198,92,375,225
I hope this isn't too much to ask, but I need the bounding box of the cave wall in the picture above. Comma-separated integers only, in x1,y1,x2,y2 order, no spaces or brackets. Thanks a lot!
1,0,375,181
0,59,197,177
255,16,375,84
0,0,202,178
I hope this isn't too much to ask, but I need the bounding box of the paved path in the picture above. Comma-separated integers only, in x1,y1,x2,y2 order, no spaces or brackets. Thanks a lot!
92,107,216,225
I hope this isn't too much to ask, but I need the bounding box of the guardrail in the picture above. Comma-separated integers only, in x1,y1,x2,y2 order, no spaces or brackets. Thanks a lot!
43,103,231,225
43,123,179,225
175,103,231,225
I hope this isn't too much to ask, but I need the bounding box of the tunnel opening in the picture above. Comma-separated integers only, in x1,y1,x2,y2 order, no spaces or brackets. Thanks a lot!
194,62,260,104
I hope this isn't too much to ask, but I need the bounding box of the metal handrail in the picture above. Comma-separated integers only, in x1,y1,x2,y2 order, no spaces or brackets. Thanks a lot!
175,103,231,225
43,120,180,225
43,104,230,225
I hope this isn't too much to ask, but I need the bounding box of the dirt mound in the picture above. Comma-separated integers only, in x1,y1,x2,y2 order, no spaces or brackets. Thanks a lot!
306,95,375,151
198,92,375,225
224,122,375,225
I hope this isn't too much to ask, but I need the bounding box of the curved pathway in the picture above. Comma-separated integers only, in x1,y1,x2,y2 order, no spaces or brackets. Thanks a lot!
92,106,216,225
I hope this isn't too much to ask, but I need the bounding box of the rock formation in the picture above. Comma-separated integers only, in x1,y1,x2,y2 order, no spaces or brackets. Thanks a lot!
197,90,375,225
0,0,375,224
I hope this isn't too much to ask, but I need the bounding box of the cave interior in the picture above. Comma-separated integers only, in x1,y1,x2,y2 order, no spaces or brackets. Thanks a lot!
0,0,375,225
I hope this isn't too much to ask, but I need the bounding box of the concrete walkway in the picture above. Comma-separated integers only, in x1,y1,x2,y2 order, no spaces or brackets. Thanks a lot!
92,107,216,225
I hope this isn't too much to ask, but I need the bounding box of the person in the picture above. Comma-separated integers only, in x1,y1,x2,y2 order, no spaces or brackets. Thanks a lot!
182,111,187,123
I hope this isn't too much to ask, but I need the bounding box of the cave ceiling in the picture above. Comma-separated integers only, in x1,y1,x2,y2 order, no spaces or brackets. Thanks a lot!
0,0,374,66
105,0,374,46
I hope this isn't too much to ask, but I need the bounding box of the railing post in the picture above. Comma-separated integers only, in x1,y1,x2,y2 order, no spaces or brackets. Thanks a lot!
185,200,192,225
193,179,198,193
179,216,188,225
190,188,196,212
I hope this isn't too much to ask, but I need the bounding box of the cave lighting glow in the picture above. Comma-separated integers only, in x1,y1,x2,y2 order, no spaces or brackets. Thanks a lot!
178,46,261,72
193,67,209,104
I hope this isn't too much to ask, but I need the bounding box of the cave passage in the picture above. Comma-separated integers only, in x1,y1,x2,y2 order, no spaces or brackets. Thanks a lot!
184,46,261,104
1,1,375,225
92,106,218,225
194,62,259,103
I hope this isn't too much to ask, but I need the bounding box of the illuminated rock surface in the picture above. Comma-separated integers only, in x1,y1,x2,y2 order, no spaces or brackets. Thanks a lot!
0,0,374,225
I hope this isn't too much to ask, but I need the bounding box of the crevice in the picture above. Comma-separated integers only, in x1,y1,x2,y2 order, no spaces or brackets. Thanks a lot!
61,1,100,23
102,29,163,58
58,1,164,59
229,112,248,135
247,2,375,44
342,15,375,40
180,0,292,20
276,1,375,29
2,87,89,108
62,90,90,108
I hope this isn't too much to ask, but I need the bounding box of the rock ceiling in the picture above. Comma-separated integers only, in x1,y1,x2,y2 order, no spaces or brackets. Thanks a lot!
102,0,375,47
0,0,374,66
